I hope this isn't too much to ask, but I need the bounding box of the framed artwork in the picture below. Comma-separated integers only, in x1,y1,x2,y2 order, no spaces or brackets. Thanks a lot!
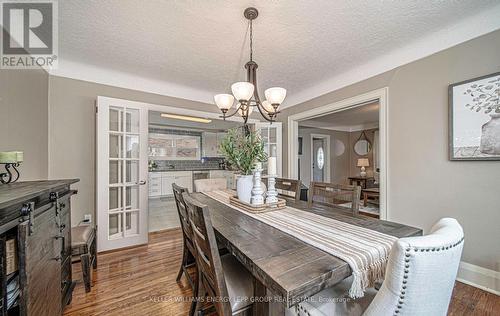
449,72,500,160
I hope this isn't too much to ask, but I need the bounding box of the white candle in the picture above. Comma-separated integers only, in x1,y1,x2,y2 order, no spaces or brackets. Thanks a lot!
268,157,276,176
16,151,23,162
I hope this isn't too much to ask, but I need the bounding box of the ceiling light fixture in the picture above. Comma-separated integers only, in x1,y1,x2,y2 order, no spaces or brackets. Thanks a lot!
161,113,212,123
214,7,286,125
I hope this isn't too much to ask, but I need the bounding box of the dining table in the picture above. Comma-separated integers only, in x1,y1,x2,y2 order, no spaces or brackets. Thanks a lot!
190,192,422,315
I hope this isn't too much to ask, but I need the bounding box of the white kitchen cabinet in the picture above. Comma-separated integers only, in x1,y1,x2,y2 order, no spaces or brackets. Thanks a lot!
216,132,227,157
202,132,218,157
148,173,162,197
149,171,193,197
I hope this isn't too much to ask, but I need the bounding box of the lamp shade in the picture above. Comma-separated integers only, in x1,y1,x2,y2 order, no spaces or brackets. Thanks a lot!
357,158,369,167
214,94,234,110
231,82,254,101
262,100,276,113
265,87,286,105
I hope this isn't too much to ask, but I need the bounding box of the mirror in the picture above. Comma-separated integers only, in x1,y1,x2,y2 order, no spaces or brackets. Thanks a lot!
354,139,371,156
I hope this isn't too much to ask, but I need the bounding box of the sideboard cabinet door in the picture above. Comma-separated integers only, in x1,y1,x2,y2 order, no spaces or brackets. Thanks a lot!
18,206,61,316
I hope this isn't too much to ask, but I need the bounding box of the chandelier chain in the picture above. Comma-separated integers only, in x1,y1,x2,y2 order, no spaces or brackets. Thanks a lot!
249,19,253,62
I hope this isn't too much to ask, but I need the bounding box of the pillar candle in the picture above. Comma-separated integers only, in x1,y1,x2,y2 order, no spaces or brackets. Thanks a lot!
268,157,276,175
0,151,17,163
16,151,24,162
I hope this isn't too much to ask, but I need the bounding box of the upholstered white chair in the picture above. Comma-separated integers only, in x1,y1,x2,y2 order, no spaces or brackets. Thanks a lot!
194,178,227,192
286,218,464,316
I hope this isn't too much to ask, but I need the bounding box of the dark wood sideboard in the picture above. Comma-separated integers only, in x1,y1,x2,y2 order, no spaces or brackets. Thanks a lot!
0,180,79,315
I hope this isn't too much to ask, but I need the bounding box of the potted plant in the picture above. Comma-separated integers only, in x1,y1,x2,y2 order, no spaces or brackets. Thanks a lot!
219,127,267,203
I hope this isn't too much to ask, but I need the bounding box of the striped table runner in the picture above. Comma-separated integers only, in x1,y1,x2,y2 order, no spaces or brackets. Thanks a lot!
203,190,397,298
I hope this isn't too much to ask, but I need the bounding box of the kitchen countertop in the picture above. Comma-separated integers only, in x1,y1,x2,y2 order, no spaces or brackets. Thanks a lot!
149,168,230,172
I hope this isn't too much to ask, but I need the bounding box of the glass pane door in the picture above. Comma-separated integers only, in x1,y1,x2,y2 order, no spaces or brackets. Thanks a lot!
97,97,148,252
255,122,282,176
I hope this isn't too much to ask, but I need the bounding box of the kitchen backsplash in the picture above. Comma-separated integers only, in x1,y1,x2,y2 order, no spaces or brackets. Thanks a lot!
151,159,223,171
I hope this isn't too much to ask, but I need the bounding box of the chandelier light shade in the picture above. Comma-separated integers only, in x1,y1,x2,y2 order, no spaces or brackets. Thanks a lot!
231,82,255,102
265,87,287,106
261,100,275,113
214,7,287,125
214,94,235,110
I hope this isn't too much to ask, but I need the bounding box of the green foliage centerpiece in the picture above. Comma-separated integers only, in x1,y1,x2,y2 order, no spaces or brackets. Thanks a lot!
219,127,267,203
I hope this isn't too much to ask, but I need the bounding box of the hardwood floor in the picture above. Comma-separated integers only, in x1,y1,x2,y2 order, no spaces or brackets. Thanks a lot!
64,228,499,316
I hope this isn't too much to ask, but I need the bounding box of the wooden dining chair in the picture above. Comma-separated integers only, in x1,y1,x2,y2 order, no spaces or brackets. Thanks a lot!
172,183,196,289
308,182,361,215
182,192,255,316
271,178,302,201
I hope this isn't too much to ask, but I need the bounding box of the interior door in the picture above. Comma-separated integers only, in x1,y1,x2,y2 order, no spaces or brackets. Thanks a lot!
96,97,148,252
312,138,325,182
255,122,282,176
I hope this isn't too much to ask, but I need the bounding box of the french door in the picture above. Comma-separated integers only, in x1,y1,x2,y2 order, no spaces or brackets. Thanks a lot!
96,97,148,252
255,122,282,176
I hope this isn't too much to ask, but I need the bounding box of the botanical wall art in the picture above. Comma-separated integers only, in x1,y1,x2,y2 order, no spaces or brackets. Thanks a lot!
449,72,500,160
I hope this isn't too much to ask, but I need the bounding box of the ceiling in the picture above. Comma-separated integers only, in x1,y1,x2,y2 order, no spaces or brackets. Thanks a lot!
299,102,379,132
53,1,500,108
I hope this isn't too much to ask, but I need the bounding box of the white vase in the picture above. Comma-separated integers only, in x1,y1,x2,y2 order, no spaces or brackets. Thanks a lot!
480,114,500,155
237,174,253,203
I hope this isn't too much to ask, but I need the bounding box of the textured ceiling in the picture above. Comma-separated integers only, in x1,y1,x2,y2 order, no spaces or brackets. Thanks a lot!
55,1,500,107
300,102,379,131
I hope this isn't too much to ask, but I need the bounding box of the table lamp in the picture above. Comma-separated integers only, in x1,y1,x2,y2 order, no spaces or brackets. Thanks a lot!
357,158,369,177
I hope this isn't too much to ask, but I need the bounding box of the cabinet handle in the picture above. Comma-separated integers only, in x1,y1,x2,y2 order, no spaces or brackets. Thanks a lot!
53,256,62,261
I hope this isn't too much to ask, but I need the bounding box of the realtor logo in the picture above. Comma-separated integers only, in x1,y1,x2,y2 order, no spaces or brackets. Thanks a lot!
1,1,58,69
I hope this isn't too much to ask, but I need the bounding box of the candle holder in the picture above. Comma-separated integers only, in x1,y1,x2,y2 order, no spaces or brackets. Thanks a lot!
265,174,278,204
251,164,265,205
0,163,21,184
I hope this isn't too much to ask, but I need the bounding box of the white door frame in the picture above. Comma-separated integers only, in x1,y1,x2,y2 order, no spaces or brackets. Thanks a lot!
287,88,389,219
310,134,331,183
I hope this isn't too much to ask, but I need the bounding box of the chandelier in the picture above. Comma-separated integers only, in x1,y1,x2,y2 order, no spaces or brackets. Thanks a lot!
214,7,287,124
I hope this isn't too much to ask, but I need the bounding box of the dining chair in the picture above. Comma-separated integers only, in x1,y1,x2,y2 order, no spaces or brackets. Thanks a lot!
194,178,227,192
286,218,465,316
308,182,361,215
182,192,255,316
172,183,196,289
265,177,302,201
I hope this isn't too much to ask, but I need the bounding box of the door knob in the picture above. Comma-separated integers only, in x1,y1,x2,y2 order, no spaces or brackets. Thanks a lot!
137,180,147,185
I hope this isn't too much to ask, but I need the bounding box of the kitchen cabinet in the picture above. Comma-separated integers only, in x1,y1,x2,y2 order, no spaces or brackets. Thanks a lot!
202,132,218,157
148,171,192,197
202,132,227,157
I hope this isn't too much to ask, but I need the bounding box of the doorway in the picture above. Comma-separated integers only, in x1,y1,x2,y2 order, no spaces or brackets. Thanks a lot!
287,88,389,219
310,134,330,183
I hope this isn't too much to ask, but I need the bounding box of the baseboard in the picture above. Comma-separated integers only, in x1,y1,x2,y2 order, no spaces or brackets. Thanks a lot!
456,261,500,295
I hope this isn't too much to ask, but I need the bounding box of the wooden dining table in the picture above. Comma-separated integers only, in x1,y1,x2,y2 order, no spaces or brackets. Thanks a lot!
190,192,422,315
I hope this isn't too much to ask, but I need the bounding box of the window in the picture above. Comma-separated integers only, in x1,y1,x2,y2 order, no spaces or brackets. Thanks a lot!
317,147,324,170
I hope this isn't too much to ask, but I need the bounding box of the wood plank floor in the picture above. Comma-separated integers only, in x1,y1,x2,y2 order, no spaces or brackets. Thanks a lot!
64,228,499,316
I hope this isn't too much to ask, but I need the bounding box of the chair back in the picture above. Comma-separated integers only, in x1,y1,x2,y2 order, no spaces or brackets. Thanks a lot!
194,178,227,192
364,218,464,316
274,178,302,201
308,182,361,214
172,183,193,245
182,192,232,316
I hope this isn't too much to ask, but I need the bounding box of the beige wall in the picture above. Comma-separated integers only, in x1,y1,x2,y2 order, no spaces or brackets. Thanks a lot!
48,76,216,225
298,127,350,186
280,30,500,271
0,69,49,180
348,128,377,177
